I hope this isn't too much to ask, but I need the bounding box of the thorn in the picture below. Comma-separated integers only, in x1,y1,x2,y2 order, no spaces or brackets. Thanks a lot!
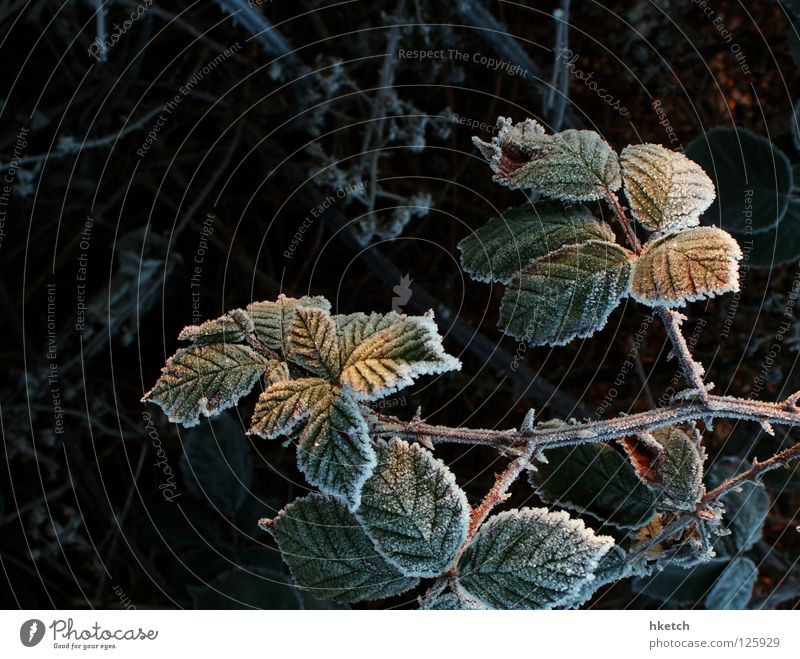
785,391,800,411
418,435,435,451
520,409,536,435
760,420,775,436
257,517,275,530
413,406,424,422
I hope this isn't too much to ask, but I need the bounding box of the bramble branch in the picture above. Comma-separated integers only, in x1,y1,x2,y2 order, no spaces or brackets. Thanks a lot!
368,392,800,450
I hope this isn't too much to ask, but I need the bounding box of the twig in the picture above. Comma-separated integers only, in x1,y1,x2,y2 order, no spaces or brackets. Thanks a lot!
702,442,800,504
369,392,800,449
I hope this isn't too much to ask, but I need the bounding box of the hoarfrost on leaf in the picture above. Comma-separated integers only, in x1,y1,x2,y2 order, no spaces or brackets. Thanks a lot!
625,427,705,511
338,311,460,400
457,201,615,284
356,438,469,577
141,343,268,427
296,385,376,509
246,294,331,353
267,493,419,604
499,240,634,346
473,118,622,201
421,590,485,610
456,507,614,609
248,378,330,439
620,143,716,232
630,227,742,307
177,308,255,345
286,306,341,378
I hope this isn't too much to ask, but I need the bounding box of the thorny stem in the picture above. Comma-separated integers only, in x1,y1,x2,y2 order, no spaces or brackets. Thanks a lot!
369,393,800,449
702,441,800,504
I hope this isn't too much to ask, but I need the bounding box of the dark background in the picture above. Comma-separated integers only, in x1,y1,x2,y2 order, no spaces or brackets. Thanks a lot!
1,0,799,609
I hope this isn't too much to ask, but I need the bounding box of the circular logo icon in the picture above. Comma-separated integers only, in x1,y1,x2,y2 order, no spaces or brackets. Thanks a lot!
20,619,45,647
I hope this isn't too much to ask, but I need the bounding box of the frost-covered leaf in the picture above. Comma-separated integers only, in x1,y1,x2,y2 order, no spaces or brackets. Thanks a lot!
142,344,268,427
686,128,792,234
247,294,331,352
267,493,419,604
630,227,742,307
181,413,252,514
704,557,757,610
473,118,622,201
530,443,657,529
457,507,614,609
457,202,615,284
421,590,485,610
296,386,376,508
264,360,291,386
356,438,469,577
335,311,400,363
248,378,330,439
561,546,634,609
499,240,633,346
707,459,770,555
625,428,705,511
621,143,715,232
286,307,340,378
338,311,460,400
178,309,254,344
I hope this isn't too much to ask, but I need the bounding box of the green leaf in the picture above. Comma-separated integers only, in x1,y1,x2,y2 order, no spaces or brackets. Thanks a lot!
142,343,268,427
630,227,742,307
248,377,330,439
499,240,633,346
286,306,340,378
473,118,622,201
707,458,769,554
686,128,792,234
421,590,485,610
633,559,728,605
177,309,254,344
457,202,616,284
530,443,658,529
246,294,331,352
335,311,401,364
704,557,757,610
626,428,705,511
267,494,419,604
181,413,252,513
296,386,376,508
457,507,614,609
620,143,716,232
338,311,460,400
356,438,469,577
